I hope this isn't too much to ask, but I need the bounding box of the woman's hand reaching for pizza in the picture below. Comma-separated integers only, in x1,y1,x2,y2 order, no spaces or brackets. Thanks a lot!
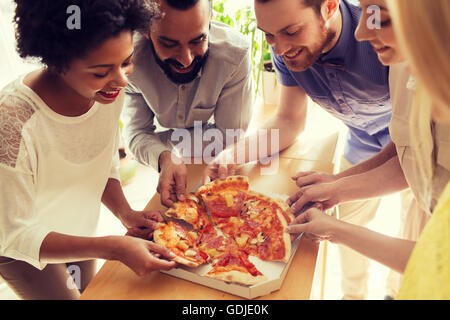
158,151,188,207
287,171,344,214
286,207,341,243
292,171,338,187
120,210,164,239
107,235,176,276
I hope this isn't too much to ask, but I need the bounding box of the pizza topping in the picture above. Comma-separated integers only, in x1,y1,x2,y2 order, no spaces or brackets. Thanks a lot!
187,231,198,241
198,250,209,261
176,240,189,251
205,248,219,257
245,219,260,230
184,249,198,257
204,190,247,218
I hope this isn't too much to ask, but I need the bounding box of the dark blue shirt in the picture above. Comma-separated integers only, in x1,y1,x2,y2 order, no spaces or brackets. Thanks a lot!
273,0,391,164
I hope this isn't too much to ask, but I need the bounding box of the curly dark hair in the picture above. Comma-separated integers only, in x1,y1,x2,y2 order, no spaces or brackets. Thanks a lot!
13,0,159,73
164,0,211,11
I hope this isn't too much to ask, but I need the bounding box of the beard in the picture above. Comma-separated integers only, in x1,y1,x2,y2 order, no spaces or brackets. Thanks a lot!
283,20,336,72
150,41,210,85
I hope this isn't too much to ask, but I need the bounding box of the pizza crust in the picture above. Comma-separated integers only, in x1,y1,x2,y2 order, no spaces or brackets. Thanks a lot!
275,209,292,263
280,231,292,263
171,255,203,268
207,269,268,286
273,198,295,223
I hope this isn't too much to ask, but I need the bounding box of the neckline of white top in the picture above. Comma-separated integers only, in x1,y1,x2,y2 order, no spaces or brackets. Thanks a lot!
17,73,101,124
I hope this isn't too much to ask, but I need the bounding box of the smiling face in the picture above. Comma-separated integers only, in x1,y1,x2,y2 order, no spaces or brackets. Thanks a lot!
255,0,338,72
59,30,134,104
148,0,210,84
355,0,404,65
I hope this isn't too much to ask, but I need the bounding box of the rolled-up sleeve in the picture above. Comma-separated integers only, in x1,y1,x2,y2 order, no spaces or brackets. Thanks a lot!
122,84,172,170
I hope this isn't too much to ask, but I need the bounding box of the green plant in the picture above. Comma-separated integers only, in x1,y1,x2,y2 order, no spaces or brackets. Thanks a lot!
212,0,273,100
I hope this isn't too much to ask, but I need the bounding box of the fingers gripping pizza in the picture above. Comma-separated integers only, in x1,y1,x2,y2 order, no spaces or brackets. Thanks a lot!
154,176,294,286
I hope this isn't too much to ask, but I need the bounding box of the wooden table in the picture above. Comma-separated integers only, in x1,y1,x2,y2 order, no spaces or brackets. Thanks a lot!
80,123,340,300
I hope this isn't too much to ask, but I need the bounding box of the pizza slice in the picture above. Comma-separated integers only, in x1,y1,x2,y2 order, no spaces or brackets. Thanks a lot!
195,176,249,218
237,191,293,263
164,194,202,227
206,248,267,286
154,221,208,268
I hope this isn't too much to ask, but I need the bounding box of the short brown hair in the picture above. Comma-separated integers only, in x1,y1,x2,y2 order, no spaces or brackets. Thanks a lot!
255,0,325,15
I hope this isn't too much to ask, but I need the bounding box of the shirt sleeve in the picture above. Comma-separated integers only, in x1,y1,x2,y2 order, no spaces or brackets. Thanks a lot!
272,49,299,87
214,49,254,145
122,84,172,171
0,143,51,270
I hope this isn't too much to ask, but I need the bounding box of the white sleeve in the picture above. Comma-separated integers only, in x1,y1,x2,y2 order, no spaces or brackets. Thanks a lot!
0,95,51,269
0,146,51,270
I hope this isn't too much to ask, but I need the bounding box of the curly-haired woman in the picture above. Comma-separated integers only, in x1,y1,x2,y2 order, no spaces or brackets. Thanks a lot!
0,0,176,300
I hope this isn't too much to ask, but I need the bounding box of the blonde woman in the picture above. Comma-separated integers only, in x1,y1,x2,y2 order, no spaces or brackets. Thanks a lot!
388,0,450,299
287,0,450,299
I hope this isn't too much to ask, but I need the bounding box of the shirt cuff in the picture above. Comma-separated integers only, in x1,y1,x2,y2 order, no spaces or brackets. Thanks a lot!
146,142,173,172
3,225,52,270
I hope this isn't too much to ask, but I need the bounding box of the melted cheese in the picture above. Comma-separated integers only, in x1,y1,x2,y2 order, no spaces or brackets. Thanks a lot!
177,240,189,250
206,248,219,257
188,231,198,240
184,249,197,257
185,207,198,221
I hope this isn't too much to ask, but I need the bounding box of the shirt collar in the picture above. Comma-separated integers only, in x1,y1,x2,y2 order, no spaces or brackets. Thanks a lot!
316,1,352,69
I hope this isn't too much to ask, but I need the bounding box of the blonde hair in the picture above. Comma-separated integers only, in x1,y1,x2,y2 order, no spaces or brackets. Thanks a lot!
388,0,450,117
388,0,450,206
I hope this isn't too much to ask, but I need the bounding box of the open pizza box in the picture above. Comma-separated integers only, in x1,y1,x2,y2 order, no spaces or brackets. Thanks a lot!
160,233,303,299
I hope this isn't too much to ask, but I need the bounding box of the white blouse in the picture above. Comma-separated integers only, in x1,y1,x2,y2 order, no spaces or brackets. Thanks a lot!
0,75,123,269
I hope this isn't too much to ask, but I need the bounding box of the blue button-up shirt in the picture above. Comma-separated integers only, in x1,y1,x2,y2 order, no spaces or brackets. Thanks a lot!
273,0,391,165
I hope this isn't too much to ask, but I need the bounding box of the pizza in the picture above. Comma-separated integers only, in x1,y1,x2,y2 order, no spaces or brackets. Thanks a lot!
164,194,210,230
154,176,294,286
196,175,249,218
153,221,207,268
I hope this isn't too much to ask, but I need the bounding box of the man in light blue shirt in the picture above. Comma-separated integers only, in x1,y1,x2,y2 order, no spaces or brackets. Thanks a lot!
270,0,391,165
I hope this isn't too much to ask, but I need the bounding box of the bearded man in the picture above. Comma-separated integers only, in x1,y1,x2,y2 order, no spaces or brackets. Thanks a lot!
204,0,393,300
122,0,253,207
255,0,392,300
